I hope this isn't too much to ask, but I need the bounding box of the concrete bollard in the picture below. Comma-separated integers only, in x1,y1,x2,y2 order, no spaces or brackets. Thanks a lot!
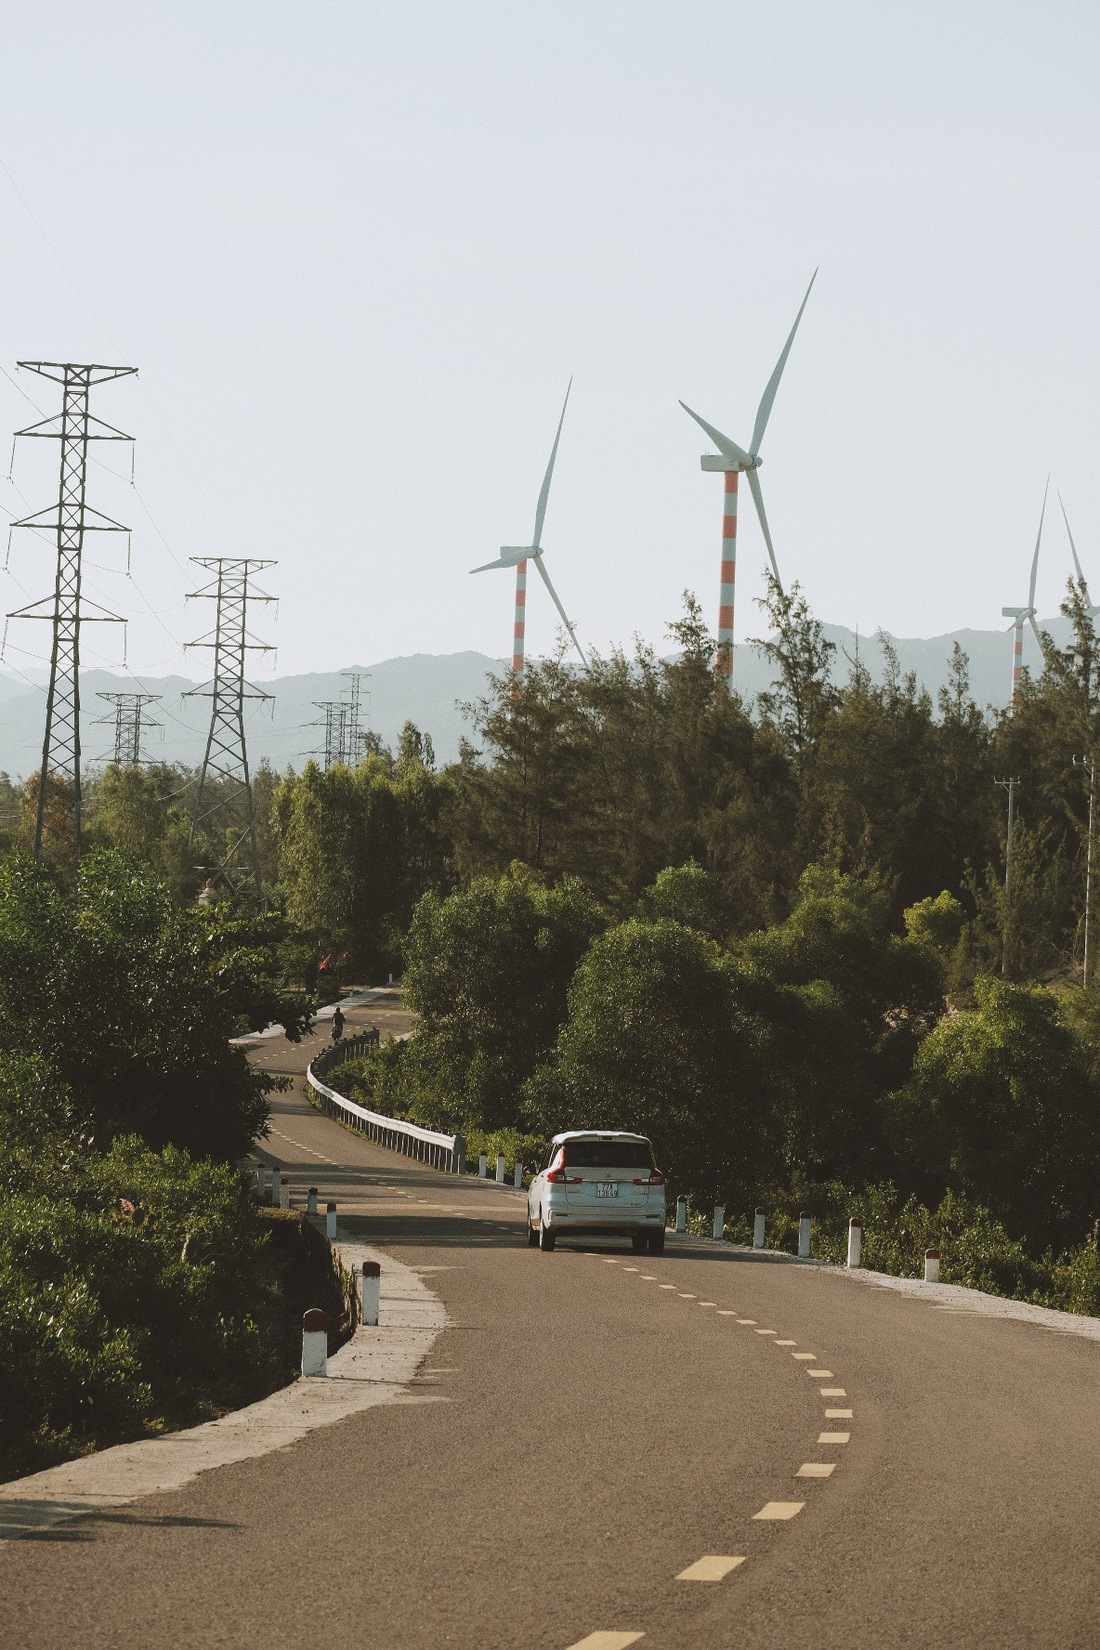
712,1204,725,1240
513,1161,523,1189
270,1165,281,1207
326,1201,337,1242
360,1260,381,1326
798,1211,812,1259
255,1165,266,1202
753,1208,766,1250
924,1247,940,1283
307,1186,318,1216
279,1179,290,1211
301,1308,329,1377
495,1153,506,1184
478,1153,488,1179
847,1217,862,1269
675,1195,687,1233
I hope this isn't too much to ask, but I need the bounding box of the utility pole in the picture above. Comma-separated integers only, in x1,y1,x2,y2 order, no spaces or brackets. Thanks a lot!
185,558,276,897
6,362,136,861
95,691,161,767
995,776,1019,976
1074,755,1096,989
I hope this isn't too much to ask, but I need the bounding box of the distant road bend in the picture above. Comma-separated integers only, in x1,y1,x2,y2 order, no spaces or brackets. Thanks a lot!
1,1006,1098,1650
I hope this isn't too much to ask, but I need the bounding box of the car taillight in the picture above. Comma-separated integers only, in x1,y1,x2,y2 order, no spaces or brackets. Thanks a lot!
633,1170,665,1185
545,1150,581,1185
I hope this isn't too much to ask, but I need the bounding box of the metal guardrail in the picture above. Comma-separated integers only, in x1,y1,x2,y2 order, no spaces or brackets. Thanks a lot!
307,1034,466,1175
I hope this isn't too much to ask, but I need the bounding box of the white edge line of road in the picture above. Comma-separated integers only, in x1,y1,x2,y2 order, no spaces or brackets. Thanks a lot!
0,1234,447,1544
672,1235,1100,1344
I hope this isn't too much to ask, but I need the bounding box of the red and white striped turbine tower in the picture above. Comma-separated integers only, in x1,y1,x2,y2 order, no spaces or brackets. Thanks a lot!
471,380,586,678
1002,479,1048,709
680,271,816,688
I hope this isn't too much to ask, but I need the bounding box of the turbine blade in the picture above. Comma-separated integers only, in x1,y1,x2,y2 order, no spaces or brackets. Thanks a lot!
1028,613,1043,649
746,467,782,587
750,267,818,456
533,555,587,666
1059,491,1090,594
678,401,753,467
470,556,512,574
531,378,572,551
1028,474,1049,609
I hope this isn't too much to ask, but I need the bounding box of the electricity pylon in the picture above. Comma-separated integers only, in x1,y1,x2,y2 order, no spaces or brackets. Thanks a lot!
302,699,350,770
6,361,136,860
95,691,161,766
185,557,276,896
341,669,370,763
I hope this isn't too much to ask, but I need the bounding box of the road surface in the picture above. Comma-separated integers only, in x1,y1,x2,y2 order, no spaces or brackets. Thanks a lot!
1,1018,1097,1649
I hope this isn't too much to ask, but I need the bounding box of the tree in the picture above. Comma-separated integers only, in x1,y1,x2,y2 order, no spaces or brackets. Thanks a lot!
525,917,770,1203
0,850,290,1160
403,866,604,1131
897,976,1100,1246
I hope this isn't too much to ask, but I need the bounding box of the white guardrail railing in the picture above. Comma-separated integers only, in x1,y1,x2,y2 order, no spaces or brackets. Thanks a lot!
307,1034,466,1175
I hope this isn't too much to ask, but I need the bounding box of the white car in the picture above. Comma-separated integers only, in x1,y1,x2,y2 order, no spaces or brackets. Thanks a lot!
527,1130,667,1253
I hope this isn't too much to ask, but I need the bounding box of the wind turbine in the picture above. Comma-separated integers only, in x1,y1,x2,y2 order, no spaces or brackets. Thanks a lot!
1002,479,1049,709
680,269,817,688
471,380,586,678
1059,493,1100,617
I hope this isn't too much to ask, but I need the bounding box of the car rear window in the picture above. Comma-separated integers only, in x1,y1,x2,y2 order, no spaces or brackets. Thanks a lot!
561,1139,654,1169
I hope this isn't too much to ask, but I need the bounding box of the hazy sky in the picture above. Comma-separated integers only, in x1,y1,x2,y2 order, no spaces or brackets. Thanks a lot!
1,1,1098,690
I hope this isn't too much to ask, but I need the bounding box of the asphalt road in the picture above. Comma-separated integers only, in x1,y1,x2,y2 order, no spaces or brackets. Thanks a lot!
2,1045,1098,1649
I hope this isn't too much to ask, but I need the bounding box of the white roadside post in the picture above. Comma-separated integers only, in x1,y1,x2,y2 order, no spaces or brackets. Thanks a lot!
326,1201,337,1242
255,1165,266,1202
279,1179,290,1210
712,1204,725,1240
478,1153,488,1179
495,1153,506,1184
753,1208,766,1249
301,1308,329,1377
675,1195,687,1233
360,1260,381,1326
847,1217,862,1268
924,1247,940,1282
270,1165,281,1207
798,1211,812,1259
307,1187,318,1216
513,1161,523,1189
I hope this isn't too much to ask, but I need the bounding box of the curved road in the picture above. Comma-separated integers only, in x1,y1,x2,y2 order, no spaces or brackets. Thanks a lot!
2,1026,1098,1649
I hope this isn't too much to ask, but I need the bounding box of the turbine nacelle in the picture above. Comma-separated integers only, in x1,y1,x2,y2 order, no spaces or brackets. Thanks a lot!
470,546,540,573
700,453,761,473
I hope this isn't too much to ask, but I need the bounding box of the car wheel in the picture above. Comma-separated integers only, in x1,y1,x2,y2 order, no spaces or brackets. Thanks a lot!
648,1228,666,1256
631,1233,648,1253
538,1216,556,1252
527,1218,539,1247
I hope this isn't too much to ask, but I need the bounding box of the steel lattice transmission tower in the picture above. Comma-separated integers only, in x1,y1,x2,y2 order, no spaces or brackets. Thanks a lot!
95,691,161,766
185,557,276,895
302,699,349,770
7,362,136,860
341,669,371,762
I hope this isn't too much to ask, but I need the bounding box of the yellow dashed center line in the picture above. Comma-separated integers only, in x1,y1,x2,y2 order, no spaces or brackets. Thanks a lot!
736,1318,757,1325
818,1432,850,1444
791,1351,817,1360
796,1462,836,1478
819,1387,847,1397
825,1407,853,1418
807,1370,834,1379
775,1339,797,1346
678,1292,697,1299
676,1555,746,1582
754,1502,804,1521
754,1328,777,1335
564,1634,646,1650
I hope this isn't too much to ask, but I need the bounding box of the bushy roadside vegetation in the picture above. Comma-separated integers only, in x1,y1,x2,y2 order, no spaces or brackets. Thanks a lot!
0,851,315,1482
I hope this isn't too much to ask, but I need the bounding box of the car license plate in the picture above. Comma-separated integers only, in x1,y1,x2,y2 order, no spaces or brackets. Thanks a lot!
596,1182,618,1198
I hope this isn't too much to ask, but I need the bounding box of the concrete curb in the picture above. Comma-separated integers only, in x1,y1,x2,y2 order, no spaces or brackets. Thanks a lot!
0,1233,447,1544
